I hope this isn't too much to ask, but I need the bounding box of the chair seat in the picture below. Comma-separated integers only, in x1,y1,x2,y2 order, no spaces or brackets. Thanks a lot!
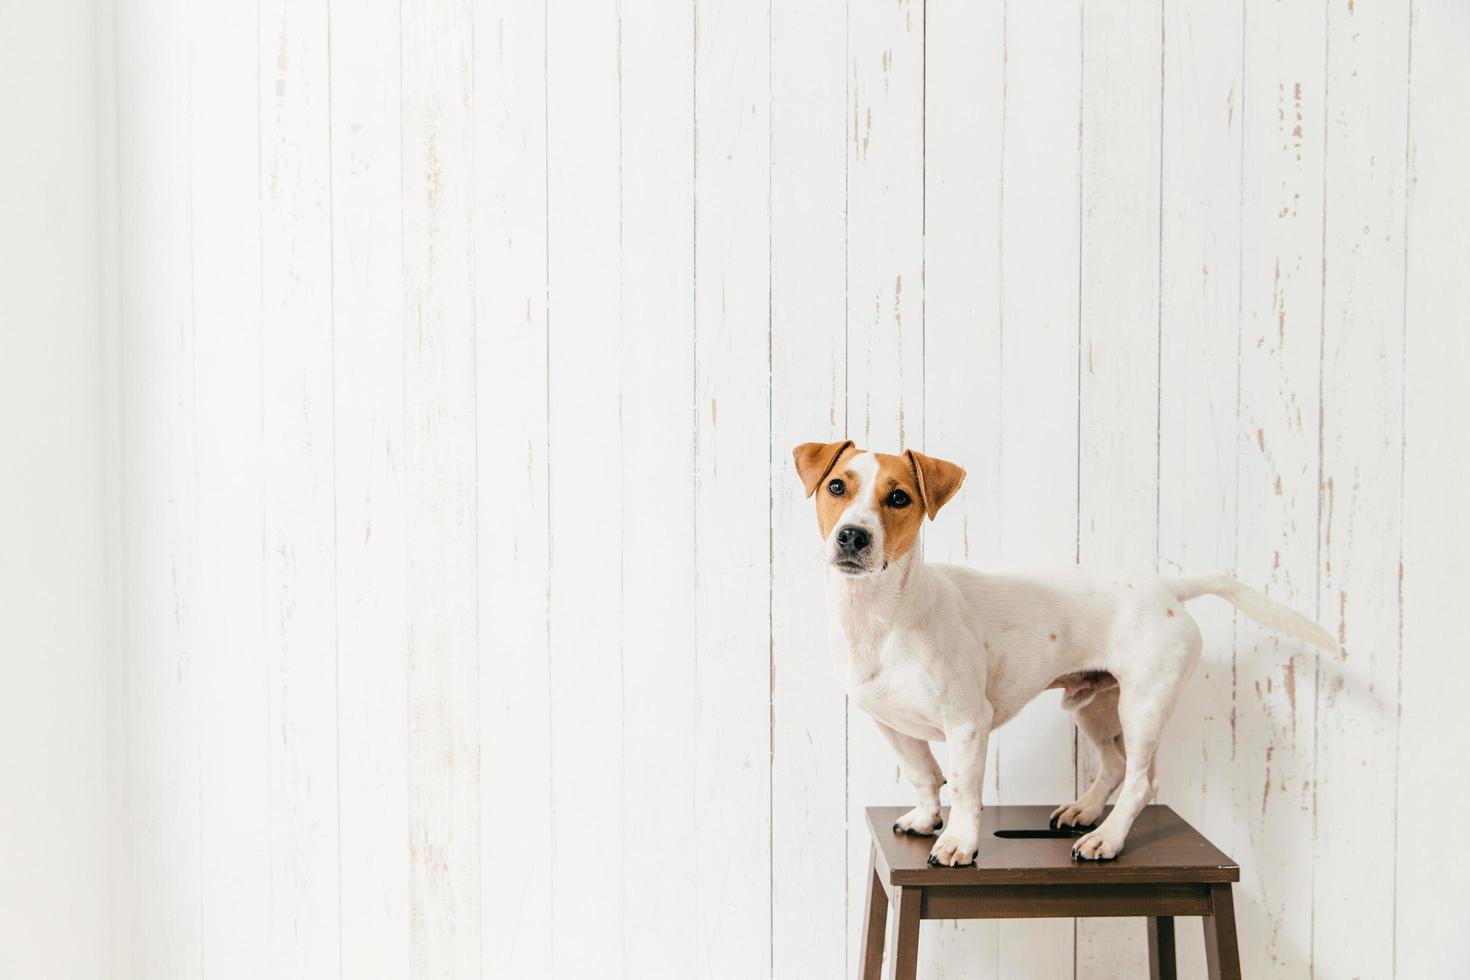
867,804,1239,886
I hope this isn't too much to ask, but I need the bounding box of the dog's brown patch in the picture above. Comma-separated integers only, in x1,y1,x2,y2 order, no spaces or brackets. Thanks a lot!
810,444,861,539
870,452,927,562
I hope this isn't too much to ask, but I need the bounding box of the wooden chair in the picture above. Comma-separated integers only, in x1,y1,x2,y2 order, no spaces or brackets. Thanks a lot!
860,805,1241,980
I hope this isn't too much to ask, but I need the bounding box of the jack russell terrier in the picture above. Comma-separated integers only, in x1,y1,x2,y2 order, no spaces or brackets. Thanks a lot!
793,440,1334,866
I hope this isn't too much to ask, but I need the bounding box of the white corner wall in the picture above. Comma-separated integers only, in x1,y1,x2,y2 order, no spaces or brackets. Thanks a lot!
0,1,109,977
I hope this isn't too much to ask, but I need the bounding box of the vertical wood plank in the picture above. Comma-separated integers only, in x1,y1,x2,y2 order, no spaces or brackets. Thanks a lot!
259,0,341,975
845,0,925,961
693,0,771,974
95,0,130,969
476,0,553,976
1234,0,1326,973
1076,3,1164,973
1154,1,1244,975
992,0,1082,974
1397,5,1470,976
619,0,698,975
331,2,410,976
1313,2,1409,977
190,0,270,975
770,0,847,974
922,0,1004,973
1077,0,1164,564
115,2,202,975
546,0,624,974
400,0,480,974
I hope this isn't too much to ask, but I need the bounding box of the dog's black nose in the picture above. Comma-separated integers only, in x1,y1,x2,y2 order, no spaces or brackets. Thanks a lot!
836,525,870,554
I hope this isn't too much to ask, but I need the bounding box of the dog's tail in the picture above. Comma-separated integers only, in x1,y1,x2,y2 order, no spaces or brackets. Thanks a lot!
1167,574,1337,652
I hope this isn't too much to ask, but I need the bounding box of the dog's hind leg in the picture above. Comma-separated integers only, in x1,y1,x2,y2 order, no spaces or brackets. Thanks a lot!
1050,685,1125,830
1071,645,1197,861
874,720,946,836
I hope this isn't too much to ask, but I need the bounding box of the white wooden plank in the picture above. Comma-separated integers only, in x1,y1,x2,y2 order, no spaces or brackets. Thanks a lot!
990,0,1082,974
331,3,410,977
770,0,847,974
844,0,925,968
258,1,342,975
693,1,771,974
114,1,203,974
617,1,698,975
1313,3,1410,977
95,0,131,969
1233,0,1327,972
1155,1,1244,975
546,0,624,973
399,0,481,974
189,0,270,975
920,0,1005,973
1076,2,1163,974
475,1,553,976
1397,5,1470,976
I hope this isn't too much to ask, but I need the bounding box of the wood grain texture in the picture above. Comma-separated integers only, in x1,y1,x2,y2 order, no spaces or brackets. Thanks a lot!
401,0,480,974
116,2,203,974
546,0,622,974
620,0,697,975
332,2,410,977
1397,4,1470,979
1314,2,1409,977
474,0,552,975
692,2,772,974
1235,0,1327,975
770,0,847,976
191,0,270,975
259,1,342,975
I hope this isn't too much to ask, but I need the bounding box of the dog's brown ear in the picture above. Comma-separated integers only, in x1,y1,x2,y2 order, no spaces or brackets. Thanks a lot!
792,440,854,497
904,449,966,520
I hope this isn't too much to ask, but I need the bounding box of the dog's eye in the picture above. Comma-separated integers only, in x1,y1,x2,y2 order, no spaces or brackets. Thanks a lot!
827,479,845,496
886,489,911,508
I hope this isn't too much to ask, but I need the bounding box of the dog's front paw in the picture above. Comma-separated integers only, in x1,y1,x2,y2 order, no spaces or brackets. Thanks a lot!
1070,827,1124,861
1048,800,1101,830
927,826,980,867
892,805,943,837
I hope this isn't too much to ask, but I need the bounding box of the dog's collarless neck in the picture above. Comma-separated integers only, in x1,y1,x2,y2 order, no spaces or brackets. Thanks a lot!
828,551,931,659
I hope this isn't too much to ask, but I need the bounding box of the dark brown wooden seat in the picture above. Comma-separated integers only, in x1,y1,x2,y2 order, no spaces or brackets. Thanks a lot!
860,804,1241,980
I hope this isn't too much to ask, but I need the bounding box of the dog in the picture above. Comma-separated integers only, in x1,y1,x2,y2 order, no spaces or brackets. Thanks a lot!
793,440,1335,866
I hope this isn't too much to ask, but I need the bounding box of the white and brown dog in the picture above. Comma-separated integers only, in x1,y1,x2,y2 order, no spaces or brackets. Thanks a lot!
793,440,1334,866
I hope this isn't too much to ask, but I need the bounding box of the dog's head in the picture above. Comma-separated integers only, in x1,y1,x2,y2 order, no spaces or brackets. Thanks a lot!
792,441,966,577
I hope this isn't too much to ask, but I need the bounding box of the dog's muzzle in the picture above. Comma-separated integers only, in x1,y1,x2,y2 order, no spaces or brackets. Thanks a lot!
832,524,875,574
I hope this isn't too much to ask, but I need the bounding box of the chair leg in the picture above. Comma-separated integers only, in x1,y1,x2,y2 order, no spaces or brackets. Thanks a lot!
1203,884,1242,980
1147,916,1177,980
884,885,922,980
858,845,888,980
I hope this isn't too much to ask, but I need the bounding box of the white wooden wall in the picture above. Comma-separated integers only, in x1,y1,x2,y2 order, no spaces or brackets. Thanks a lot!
94,0,1469,977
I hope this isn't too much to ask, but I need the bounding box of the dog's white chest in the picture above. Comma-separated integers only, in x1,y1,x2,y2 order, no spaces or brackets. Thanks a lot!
844,634,946,742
